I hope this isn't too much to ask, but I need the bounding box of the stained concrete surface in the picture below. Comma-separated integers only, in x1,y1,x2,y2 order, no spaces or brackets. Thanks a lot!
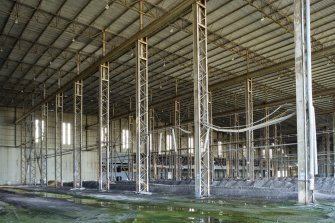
108,177,335,201
1,178,335,222
1,185,335,222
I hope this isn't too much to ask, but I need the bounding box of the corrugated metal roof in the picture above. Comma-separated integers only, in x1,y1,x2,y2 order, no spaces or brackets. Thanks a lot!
0,0,335,133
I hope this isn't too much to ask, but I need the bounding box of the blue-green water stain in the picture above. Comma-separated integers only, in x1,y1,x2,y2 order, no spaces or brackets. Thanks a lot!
0,187,334,223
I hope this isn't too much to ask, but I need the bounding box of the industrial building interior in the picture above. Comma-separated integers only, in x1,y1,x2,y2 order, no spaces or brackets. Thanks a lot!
1,0,335,222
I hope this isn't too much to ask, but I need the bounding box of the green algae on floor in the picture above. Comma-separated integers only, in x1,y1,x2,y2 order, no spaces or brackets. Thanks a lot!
0,187,335,223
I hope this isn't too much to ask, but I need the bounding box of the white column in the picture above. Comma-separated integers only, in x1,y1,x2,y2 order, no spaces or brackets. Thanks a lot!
294,0,317,204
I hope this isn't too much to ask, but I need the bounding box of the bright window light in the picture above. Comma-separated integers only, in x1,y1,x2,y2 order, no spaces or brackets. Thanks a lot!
188,136,194,154
41,120,45,141
62,122,66,144
122,129,130,149
34,119,45,143
166,134,172,150
35,120,39,143
67,123,71,145
100,127,108,144
158,132,163,154
188,136,194,148
218,141,222,157
149,133,152,152
62,122,71,145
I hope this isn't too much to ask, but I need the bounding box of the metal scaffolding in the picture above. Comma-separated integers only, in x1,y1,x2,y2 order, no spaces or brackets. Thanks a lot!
193,0,210,198
227,117,233,178
135,38,149,192
174,101,181,180
294,0,317,204
135,0,149,193
273,124,278,177
149,108,156,180
20,112,27,184
26,96,37,185
99,30,110,191
326,132,331,177
26,116,33,184
73,53,83,189
264,107,270,179
40,85,48,186
245,76,254,180
209,92,214,182
243,47,255,180
234,113,240,178
187,123,193,180
128,115,135,181
55,73,63,186
110,119,119,182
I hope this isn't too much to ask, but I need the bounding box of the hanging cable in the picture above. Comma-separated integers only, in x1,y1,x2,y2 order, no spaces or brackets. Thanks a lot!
206,111,295,133
178,126,191,134
219,104,294,129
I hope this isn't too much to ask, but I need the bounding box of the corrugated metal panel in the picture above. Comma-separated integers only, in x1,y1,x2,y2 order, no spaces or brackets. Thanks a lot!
0,0,334,127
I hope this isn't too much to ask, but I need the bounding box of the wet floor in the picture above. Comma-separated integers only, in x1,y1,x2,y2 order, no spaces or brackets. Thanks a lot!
0,187,334,223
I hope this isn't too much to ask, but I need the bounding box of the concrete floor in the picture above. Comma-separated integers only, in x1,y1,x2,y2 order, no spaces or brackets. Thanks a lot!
0,185,335,222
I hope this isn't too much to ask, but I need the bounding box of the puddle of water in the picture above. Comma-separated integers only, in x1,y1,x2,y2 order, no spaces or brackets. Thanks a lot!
0,187,335,223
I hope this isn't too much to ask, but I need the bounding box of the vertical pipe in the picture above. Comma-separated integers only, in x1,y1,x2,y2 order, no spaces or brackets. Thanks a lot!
306,0,316,192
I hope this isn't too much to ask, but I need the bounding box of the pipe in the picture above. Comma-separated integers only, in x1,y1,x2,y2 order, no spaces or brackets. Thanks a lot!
306,0,316,193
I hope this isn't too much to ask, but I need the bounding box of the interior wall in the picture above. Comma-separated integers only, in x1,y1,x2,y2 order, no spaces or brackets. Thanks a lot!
0,106,99,185
0,107,20,184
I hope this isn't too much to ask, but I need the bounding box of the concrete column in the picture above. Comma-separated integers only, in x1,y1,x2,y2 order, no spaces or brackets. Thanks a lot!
294,0,317,204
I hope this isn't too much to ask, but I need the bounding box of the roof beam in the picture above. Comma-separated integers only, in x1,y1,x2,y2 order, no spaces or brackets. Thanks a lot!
214,87,335,118
102,44,335,121
210,44,335,91
15,0,195,124
152,43,335,108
